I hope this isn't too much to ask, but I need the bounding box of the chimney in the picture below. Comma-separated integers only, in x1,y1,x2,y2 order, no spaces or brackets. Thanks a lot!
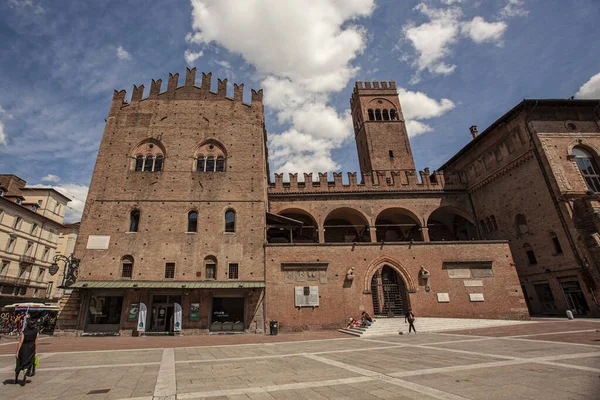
469,125,479,139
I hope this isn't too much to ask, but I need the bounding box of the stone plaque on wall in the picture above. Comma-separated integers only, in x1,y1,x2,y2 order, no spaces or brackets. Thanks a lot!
469,293,485,302
295,270,307,282
471,268,494,278
437,293,450,303
295,286,319,307
447,268,471,279
86,235,110,250
284,271,294,284
307,270,318,281
463,280,483,287
319,270,328,284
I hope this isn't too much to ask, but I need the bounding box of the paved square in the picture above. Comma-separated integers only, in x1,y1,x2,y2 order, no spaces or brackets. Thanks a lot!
1,320,599,399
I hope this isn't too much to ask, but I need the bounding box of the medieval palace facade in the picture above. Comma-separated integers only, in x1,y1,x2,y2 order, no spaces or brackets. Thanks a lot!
58,68,600,335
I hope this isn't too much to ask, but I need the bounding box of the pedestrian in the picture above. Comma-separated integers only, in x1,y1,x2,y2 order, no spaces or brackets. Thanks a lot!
14,320,38,385
405,308,416,334
361,311,373,326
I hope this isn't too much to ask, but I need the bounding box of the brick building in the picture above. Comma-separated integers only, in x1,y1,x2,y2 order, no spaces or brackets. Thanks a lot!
57,69,539,335
0,175,71,305
440,100,600,317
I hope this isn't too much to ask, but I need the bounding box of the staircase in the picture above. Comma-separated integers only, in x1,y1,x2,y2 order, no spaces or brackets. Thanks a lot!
339,317,532,337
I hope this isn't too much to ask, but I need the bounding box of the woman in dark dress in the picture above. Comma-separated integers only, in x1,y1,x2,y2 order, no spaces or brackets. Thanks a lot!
15,321,38,385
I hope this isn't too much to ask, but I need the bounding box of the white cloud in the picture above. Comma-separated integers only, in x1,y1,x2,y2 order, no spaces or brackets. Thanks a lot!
41,174,61,183
461,17,507,44
187,0,375,174
116,46,131,60
397,88,455,120
215,60,231,69
500,0,529,18
402,3,512,78
8,0,44,13
184,49,204,65
576,72,600,99
405,120,433,137
30,183,88,223
397,87,456,138
0,106,13,120
0,121,6,146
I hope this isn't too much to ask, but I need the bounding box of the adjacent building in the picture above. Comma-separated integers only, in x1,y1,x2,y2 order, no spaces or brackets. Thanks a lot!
0,175,72,305
439,100,600,316
59,70,535,336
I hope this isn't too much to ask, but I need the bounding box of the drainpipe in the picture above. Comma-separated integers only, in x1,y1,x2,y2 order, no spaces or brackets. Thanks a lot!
524,102,599,309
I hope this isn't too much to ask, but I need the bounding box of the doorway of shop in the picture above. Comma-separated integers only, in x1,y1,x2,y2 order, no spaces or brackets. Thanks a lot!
150,294,181,332
210,296,245,332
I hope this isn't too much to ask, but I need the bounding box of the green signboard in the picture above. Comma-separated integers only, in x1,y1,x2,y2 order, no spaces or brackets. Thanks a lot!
128,303,139,321
190,302,200,321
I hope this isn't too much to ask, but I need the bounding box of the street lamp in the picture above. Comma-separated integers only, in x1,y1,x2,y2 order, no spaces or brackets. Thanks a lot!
48,255,80,288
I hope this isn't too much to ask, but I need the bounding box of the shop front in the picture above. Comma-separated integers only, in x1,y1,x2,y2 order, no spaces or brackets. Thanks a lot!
71,281,265,335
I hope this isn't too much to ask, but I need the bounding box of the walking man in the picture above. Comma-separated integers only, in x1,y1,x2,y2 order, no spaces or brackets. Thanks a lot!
405,308,416,334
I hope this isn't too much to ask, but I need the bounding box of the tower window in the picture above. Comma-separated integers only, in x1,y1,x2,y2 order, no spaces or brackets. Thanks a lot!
228,263,239,280
390,109,397,120
375,109,382,121
121,256,134,278
143,156,154,171
215,157,225,172
551,233,563,254
135,156,144,171
367,109,374,121
572,146,600,192
188,211,198,232
206,156,215,172
197,156,206,172
389,150,394,158
129,209,140,232
524,244,537,265
205,257,216,280
225,209,236,233
382,109,390,121
516,214,528,235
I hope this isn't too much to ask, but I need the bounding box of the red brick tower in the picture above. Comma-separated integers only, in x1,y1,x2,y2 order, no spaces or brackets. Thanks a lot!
350,81,416,173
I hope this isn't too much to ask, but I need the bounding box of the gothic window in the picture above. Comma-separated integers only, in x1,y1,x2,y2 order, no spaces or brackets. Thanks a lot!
132,140,165,172
129,209,140,232
382,109,390,121
572,146,600,192
490,215,498,231
225,209,236,233
390,109,397,120
368,109,375,121
516,214,528,235
195,141,227,172
375,109,382,121
550,232,563,254
205,257,216,280
523,244,537,265
187,211,198,232
121,256,134,278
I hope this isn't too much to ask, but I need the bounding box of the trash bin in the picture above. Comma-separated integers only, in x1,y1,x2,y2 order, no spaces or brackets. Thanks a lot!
269,320,278,335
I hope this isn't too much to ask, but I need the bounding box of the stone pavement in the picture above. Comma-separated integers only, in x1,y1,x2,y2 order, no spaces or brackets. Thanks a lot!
0,319,598,399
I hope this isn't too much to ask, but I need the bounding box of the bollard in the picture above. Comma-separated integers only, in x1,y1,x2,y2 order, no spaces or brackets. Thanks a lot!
566,310,574,320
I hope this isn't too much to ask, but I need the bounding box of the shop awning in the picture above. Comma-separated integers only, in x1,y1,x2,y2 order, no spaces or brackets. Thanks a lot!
70,281,266,289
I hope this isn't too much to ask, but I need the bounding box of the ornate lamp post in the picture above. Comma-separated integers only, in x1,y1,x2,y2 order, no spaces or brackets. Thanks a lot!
48,255,80,288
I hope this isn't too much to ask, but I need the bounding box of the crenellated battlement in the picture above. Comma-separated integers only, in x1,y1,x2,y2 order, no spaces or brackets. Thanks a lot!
268,169,466,195
109,68,263,114
351,80,398,107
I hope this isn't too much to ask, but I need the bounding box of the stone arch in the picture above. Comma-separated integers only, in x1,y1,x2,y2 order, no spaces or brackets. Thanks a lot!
278,208,319,243
195,139,227,172
426,206,477,241
567,140,600,157
131,138,166,157
374,207,423,242
363,256,416,293
323,207,371,243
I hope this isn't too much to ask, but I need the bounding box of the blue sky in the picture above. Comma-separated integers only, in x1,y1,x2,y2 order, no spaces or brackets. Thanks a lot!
1,0,599,221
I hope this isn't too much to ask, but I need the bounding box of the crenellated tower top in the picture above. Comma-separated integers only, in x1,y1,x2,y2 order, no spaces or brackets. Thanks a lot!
109,68,263,116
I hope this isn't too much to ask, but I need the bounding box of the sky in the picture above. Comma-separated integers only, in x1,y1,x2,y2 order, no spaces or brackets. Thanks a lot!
1,0,599,222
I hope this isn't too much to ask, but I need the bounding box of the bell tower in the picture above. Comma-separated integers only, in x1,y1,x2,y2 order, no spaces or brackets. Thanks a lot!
350,80,415,173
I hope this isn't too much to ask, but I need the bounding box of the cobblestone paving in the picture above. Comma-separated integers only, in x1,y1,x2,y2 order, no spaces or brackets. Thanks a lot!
0,320,598,399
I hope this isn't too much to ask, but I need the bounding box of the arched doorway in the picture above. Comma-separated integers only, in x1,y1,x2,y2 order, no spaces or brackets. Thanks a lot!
370,265,408,317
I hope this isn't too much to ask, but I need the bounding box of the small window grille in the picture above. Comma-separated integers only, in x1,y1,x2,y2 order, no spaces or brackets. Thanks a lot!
135,156,144,171
197,157,205,172
165,263,175,279
205,263,216,280
228,263,239,279
122,262,133,278
154,156,163,172
143,156,154,172
206,156,215,172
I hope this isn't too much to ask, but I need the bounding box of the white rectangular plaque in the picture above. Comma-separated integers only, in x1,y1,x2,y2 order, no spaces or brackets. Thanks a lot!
469,293,485,302
447,268,471,279
437,293,450,303
295,286,319,307
464,280,483,287
86,235,110,250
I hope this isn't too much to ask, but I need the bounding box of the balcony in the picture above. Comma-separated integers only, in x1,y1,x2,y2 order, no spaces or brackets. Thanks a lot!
20,255,36,265
0,275,31,287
